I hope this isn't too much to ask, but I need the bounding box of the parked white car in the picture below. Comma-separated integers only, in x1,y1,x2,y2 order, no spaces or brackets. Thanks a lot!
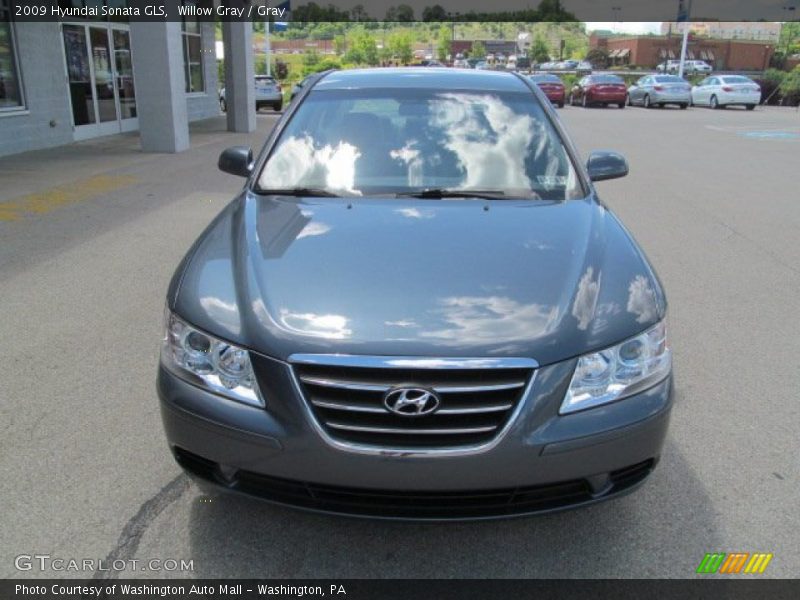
683,60,713,73
691,75,761,110
656,60,681,73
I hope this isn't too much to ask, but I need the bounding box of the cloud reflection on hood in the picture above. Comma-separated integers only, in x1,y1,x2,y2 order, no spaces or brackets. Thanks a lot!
420,295,559,345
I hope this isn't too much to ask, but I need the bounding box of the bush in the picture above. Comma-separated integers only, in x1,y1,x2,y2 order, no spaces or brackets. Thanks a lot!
779,65,800,106
755,69,786,105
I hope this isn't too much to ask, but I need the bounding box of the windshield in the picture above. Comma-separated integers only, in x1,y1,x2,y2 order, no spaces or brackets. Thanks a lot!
256,88,583,200
721,76,752,84
654,76,684,83
530,74,561,83
588,75,624,84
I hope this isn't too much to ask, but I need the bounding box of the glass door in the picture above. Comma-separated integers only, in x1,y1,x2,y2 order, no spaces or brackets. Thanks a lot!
62,23,137,140
63,24,95,133
112,28,137,132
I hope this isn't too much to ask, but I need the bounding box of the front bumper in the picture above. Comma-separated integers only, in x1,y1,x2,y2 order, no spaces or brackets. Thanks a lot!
157,356,673,520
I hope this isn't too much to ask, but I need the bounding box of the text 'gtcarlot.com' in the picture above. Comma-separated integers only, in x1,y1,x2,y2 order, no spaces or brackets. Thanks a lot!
14,554,194,573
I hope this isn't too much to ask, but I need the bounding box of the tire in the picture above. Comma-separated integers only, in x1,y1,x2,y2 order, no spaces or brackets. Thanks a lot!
582,93,588,108
644,94,651,108
680,103,688,110
710,95,720,109
746,104,755,111
627,94,633,106
618,102,625,109
569,93,575,106
658,103,665,108
273,101,283,112
219,98,226,112
558,101,565,108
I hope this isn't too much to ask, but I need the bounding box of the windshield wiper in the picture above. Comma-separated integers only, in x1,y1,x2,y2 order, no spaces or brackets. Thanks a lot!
396,188,509,199
259,187,343,197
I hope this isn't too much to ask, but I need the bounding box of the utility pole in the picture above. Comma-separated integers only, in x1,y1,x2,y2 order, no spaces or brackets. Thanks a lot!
677,0,692,79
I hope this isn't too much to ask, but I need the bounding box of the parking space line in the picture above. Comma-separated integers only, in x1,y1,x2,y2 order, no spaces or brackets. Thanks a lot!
0,174,138,222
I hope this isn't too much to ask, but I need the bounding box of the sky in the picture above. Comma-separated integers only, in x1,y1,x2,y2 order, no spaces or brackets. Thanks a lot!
585,22,663,35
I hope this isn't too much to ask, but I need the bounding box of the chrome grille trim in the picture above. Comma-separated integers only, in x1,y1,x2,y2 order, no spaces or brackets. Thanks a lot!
290,354,538,370
288,354,537,457
311,399,514,415
299,376,526,394
326,423,498,435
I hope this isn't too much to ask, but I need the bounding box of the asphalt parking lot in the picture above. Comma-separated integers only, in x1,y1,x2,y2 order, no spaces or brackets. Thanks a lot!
1,105,798,579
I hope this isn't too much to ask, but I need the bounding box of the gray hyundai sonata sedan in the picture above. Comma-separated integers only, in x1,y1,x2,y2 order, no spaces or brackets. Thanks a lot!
157,68,672,519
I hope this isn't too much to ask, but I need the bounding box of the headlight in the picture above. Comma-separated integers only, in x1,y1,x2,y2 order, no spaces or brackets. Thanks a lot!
161,310,262,407
561,319,671,415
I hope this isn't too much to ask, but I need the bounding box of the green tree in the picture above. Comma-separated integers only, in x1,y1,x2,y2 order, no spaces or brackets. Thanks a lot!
333,34,346,56
531,35,550,63
585,48,609,68
422,5,447,21
436,25,451,62
385,4,414,21
388,31,414,65
344,29,379,66
471,40,486,59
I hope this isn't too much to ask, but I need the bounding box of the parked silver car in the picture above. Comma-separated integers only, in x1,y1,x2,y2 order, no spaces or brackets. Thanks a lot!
219,75,283,113
627,75,691,109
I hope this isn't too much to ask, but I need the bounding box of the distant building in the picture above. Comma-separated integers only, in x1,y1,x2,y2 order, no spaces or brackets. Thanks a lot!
660,22,781,42
589,34,774,71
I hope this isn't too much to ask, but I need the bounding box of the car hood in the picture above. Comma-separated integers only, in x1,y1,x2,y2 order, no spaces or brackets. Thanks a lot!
172,193,665,365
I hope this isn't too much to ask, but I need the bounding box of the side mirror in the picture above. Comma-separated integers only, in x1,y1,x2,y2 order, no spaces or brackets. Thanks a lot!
587,151,629,182
218,146,253,178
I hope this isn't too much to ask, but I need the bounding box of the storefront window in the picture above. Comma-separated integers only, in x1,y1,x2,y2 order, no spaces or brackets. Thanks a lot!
0,0,24,109
181,1,204,93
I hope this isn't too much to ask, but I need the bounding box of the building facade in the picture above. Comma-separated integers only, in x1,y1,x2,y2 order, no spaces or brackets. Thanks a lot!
659,22,781,42
0,0,255,158
590,33,775,71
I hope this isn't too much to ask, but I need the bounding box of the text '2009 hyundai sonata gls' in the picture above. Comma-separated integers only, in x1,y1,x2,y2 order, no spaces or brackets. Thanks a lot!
157,68,672,520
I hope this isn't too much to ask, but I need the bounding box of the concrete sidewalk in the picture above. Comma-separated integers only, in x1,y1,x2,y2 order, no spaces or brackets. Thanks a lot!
0,116,275,205
0,115,278,275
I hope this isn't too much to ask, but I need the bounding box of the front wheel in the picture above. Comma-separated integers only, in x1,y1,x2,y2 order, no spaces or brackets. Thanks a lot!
219,98,226,113
569,93,575,106
746,104,755,111
558,100,565,108
618,102,625,109
273,102,283,112
710,95,720,109
680,103,688,110
644,94,651,108
627,94,633,106
582,94,588,108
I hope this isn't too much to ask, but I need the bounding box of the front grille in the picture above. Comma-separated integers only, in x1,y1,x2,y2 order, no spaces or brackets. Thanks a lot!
291,356,535,450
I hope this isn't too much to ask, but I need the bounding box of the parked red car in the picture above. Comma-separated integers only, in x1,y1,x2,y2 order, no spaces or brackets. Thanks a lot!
569,74,627,108
529,73,566,108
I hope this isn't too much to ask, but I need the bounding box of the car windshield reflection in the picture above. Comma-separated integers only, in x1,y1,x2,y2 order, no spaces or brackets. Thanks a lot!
258,89,583,201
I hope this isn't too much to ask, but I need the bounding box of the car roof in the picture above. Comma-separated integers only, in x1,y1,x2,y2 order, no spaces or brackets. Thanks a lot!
313,68,531,92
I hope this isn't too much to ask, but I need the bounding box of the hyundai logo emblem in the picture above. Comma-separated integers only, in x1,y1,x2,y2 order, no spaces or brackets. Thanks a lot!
383,387,441,417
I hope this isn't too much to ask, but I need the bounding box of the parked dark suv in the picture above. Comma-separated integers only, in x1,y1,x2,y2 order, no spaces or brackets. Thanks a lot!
158,68,672,520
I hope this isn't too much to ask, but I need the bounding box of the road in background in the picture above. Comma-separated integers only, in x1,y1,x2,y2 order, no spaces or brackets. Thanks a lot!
1,107,798,578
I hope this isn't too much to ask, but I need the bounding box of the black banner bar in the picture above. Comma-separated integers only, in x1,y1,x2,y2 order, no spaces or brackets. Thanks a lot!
3,579,800,600
7,0,798,22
